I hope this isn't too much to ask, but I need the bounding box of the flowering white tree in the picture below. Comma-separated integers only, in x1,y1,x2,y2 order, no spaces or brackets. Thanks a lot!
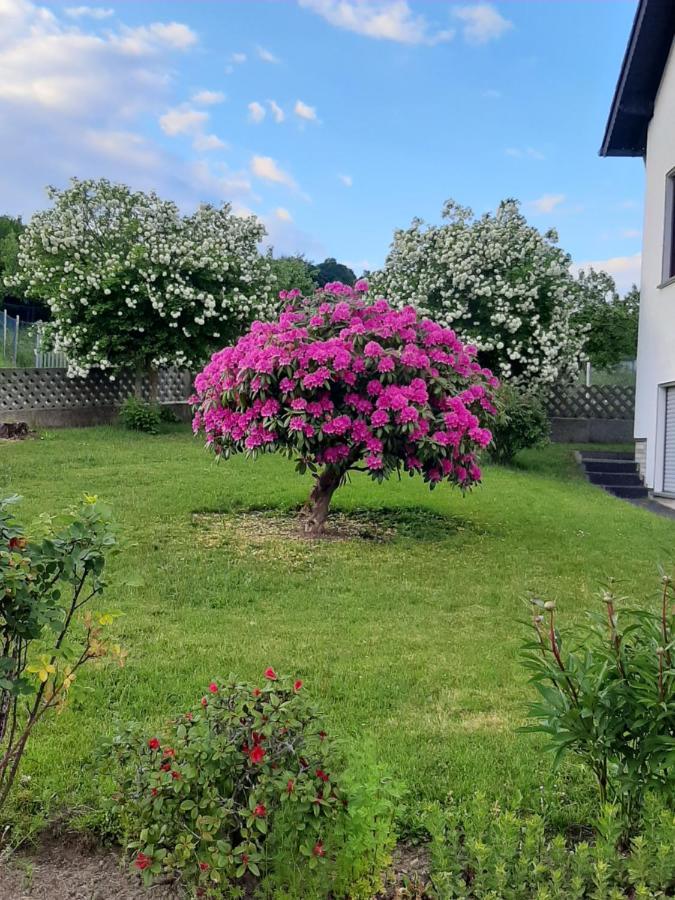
8,179,275,388
371,199,586,386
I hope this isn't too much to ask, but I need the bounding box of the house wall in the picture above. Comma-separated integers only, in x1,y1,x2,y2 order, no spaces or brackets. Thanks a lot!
636,36,675,489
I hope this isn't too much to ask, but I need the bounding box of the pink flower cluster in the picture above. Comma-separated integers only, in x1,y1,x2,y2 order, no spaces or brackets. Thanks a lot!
192,283,498,488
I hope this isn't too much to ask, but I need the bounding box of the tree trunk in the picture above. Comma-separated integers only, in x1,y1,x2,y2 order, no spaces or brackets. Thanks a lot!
134,366,144,400
134,367,159,404
148,368,159,405
303,468,343,536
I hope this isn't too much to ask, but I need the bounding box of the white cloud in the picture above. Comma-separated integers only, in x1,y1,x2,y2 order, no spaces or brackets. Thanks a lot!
193,133,227,152
159,106,208,136
267,99,285,123
621,228,641,239
452,4,513,45
275,206,292,222
0,0,253,216
231,52,247,64
247,101,266,124
529,193,565,214
505,146,545,160
189,160,252,201
261,214,326,259
112,22,198,55
84,129,162,169
294,99,318,122
256,45,280,63
573,253,642,294
250,155,297,189
338,173,353,187
65,6,114,19
298,0,454,45
192,89,225,106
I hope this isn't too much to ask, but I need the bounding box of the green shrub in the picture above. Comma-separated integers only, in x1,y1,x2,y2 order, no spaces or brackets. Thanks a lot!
423,793,675,898
107,672,397,897
0,494,122,812
158,404,180,424
119,396,161,434
490,385,550,464
521,580,674,823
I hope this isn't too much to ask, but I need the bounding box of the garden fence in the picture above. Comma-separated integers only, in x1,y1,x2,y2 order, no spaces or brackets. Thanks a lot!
0,367,193,428
546,384,635,420
1,315,64,368
1,310,21,367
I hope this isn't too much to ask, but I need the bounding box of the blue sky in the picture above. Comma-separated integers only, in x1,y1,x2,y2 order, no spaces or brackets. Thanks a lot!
0,0,643,288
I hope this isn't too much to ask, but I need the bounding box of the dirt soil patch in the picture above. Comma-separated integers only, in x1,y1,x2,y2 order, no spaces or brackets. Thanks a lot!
193,506,465,550
0,838,431,899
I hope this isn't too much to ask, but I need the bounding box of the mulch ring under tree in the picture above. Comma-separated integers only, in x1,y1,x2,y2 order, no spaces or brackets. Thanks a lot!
0,837,431,899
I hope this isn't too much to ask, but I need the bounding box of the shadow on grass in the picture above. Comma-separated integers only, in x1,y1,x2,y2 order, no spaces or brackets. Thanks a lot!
191,504,486,545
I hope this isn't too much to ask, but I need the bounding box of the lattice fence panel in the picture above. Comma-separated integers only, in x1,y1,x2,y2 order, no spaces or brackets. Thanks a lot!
546,385,635,420
0,368,192,413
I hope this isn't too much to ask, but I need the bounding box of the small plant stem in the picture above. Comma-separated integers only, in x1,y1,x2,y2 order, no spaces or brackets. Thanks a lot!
548,609,579,704
661,578,672,669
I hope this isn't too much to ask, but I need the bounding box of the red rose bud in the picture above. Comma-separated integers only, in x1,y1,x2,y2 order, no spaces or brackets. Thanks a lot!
201,697,208,707
254,803,267,817
147,738,160,751
286,779,295,794
199,862,210,871
316,769,329,782
170,770,181,780
264,667,278,680
252,687,262,697
208,682,218,693
313,841,325,858
293,679,303,692
134,853,152,871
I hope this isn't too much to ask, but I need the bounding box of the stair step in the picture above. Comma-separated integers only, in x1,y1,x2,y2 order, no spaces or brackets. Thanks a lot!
583,460,638,474
601,485,649,499
587,471,643,487
579,451,634,461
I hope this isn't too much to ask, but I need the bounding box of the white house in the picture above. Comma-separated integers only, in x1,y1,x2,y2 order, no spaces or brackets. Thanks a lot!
601,0,675,493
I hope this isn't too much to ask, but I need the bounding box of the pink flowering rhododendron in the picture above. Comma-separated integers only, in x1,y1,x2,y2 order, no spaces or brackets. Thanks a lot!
192,282,498,533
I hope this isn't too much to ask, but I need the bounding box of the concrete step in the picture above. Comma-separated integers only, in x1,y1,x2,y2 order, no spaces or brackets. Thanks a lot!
583,459,638,474
601,484,649,499
587,471,644,487
579,451,634,461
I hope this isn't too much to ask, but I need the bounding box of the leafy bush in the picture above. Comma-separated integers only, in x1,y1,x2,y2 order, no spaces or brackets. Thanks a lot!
521,581,674,823
107,671,398,897
192,281,497,534
370,199,586,387
119,396,162,434
0,494,122,811
158,404,180,424
423,793,675,898
489,385,550,464
7,178,274,379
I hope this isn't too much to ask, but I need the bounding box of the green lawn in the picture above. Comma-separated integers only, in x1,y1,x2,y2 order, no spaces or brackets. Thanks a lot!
1,427,673,836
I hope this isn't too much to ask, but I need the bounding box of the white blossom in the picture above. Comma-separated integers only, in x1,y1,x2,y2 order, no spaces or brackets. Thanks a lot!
370,199,585,387
7,178,275,377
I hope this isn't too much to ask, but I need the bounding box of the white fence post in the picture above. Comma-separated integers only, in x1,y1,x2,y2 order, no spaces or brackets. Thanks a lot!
13,314,19,367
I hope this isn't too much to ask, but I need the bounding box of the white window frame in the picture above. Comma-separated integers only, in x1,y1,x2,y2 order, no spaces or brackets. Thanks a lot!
661,168,675,286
